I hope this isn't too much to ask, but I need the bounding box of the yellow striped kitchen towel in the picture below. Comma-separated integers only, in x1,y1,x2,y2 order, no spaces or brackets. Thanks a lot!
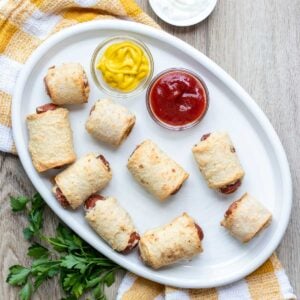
117,254,296,300
0,0,158,153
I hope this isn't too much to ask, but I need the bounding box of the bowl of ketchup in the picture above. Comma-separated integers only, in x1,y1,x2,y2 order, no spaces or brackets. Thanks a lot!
146,68,209,130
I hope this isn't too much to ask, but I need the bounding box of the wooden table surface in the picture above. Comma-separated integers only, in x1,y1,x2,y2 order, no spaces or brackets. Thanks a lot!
1,0,299,299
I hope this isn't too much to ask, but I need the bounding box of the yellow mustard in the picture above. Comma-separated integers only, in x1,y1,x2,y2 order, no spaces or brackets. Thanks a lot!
97,41,150,92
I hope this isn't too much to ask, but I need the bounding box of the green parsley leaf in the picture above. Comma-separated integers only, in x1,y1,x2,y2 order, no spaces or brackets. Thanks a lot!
23,227,34,240
6,265,30,286
56,224,74,241
27,243,49,259
33,274,48,290
31,258,61,275
31,193,44,210
63,272,81,289
71,235,84,250
103,272,115,287
47,224,86,253
72,281,84,298
86,276,101,289
47,267,60,277
10,196,29,212
19,282,32,300
46,237,69,252
60,255,87,273
32,264,60,290
93,284,106,300
28,209,43,233
61,296,77,300
60,255,81,269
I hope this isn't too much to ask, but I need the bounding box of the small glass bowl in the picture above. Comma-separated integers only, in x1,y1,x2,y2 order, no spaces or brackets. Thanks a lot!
146,68,210,131
91,36,154,99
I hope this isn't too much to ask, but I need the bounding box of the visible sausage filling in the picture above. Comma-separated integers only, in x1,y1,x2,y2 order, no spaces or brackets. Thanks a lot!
129,144,141,159
224,197,243,217
201,133,211,141
83,72,89,88
219,179,241,194
170,183,183,195
194,223,204,241
97,154,110,172
36,103,58,114
55,187,69,208
122,122,135,140
82,72,90,99
84,194,105,210
121,232,140,254
89,105,95,116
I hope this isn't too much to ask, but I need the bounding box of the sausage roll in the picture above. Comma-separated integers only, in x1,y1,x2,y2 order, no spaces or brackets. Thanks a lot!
44,63,90,105
221,193,272,243
192,132,245,194
127,140,189,201
84,194,140,253
85,99,136,147
26,104,76,172
139,213,204,269
53,153,112,209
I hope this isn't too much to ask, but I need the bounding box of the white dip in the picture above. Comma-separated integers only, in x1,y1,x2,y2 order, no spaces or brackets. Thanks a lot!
151,0,213,21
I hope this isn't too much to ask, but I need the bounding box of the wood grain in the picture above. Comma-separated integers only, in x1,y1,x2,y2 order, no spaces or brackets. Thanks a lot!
1,0,299,298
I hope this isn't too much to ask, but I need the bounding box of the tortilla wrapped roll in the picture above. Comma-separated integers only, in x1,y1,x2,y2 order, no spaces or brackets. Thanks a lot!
85,99,136,147
84,195,140,253
221,193,272,242
127,140,189,201
139,213,204,269
53,153,112,209
44,63,90,105
26,104,76,172
192,132,245,194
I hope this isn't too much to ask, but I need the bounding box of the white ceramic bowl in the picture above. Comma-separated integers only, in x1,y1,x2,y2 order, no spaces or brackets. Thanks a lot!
149,0,218,27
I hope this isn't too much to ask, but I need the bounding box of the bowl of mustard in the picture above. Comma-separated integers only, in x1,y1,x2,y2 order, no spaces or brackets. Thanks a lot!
91,36,154,98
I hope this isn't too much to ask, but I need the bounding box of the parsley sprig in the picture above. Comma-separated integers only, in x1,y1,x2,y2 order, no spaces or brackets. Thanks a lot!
7,193,122,300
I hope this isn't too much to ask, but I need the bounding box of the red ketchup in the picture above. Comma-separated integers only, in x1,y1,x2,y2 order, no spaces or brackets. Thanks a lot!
147,69,208,129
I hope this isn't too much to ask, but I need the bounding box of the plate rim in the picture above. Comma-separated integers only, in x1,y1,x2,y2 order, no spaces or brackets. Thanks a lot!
12,20,293,288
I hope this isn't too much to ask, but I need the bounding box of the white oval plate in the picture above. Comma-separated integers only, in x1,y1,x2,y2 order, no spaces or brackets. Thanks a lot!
12,20,292,288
